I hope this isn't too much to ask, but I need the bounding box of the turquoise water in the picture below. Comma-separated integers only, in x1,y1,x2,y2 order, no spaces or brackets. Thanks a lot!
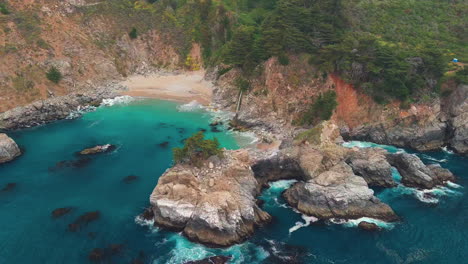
0,100,467,263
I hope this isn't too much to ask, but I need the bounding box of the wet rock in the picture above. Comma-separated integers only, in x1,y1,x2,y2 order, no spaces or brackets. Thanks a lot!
198,128,207,132
51,207,73,218
346,148,396,188
139,207,154,221
427,164,456,183
358,221,380,231
108,244,124,255
283,163,398,222
0,134,21,164
68,211,100,232
150,150,271,247
209,121,223,127
211,126,222,133
386,153,441,189
185,256,232,264
78,144,116,155
1,183,16,192
177,128,186,134
123,175,139,183
157,141,170,148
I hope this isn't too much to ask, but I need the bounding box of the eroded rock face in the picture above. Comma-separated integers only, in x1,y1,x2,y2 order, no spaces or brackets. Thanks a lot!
386,153,453,189
283,162,398,222
150,150,271,247
446,84,468,155
0,134,21,164
346,148,396,188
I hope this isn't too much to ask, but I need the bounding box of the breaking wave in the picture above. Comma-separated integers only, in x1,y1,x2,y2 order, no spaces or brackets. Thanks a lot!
101,95,134,106
332,217,396,230
177,100,204,112
289,214,318,234
66,105,96,119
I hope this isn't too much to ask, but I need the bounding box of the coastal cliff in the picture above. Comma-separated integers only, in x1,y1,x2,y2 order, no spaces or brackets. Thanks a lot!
0,133,21,163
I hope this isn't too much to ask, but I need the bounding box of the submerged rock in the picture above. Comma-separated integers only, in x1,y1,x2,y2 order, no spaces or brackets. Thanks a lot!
283,162,398,222
386,153,451,189
79,144,116,155
49,158,92,171
185,255,232,264
88,248,106,262
150,150,271,247
346,148,396,188
1,183,16,192
51,207,73,218
68,211,100,232
0,134,21,164
123,175,139,183
358,221,381,231
157,141,170,148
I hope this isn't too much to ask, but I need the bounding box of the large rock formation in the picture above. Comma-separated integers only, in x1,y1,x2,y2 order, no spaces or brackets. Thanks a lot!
283,162,398,222
446,84,468,155
346,148,396,188
0,134,21,163
386,153,454,189
149,150,271,247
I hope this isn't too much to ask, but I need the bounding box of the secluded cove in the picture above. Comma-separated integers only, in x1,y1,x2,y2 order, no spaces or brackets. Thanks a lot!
0,99,466,264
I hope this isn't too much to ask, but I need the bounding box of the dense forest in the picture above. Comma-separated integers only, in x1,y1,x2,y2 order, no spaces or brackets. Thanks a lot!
3,0,466,104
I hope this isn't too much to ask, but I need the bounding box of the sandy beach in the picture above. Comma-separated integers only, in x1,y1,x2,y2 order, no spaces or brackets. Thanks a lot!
121,71,213,105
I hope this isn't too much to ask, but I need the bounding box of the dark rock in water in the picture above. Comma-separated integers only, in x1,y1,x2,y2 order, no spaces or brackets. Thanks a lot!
358,221,381,231
180,137,188,144
198,128,207,132
131,251,146,264
177,128,186,134
123,175,139,184
78,144,116,155
51,207,73,218
1,183,16,192
68,211,100,232
211,126,222,133
184,255,232,264
87,232,97,239
88,248,106,263
157,141,170,148
140,207,154,221
209,121,223,127
0,133,21,164
262,240,309,264
108,244,124,255
49,158,92,171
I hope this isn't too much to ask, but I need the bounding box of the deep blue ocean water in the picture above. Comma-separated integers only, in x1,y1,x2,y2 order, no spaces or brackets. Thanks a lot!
0,99,466,264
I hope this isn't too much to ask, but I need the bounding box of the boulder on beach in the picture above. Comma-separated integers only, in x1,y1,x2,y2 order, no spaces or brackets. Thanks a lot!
150,149,271,247
78,144,116,155
0,134,21,164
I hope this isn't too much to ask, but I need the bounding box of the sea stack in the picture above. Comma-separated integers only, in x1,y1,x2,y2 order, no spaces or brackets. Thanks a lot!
0,134,21,164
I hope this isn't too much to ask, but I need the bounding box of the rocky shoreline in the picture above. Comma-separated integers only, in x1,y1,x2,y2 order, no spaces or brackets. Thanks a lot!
0,81,126,131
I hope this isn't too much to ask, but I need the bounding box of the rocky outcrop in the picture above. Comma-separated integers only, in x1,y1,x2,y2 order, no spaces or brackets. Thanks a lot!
346,148,396,188
0,134,21,164
386,153,454,189
150,150,271,247
358,221,380,231
184,256,232,264
0,84,124,130
446,84,468,155
283,162,398,222
79,144,116,155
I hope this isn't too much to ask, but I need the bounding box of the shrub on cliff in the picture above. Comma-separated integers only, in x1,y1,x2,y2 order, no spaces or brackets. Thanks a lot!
297,91,337,126
129,28,138,39
0,3,10,15
46,67,63,84
173,131,223,167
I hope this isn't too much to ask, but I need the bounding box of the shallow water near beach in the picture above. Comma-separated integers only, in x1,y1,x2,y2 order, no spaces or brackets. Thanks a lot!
0,100,467,264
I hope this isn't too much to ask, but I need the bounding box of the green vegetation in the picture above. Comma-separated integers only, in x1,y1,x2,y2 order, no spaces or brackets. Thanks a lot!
297,91,337,126
129,27,138,39
46,67,63,84
173,131,223,167
0,2,10,15
294,123,324,145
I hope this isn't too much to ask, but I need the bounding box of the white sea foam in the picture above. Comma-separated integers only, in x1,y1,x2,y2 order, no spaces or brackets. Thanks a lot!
101,95,134,106
269,179,297,191
441,146,454,154
341,217,396,230
289,214,318,234
447,181,463,189
421,154,447,163
380,183,463,204
66,105,97,119
177,100,204,112
154,233,269,264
